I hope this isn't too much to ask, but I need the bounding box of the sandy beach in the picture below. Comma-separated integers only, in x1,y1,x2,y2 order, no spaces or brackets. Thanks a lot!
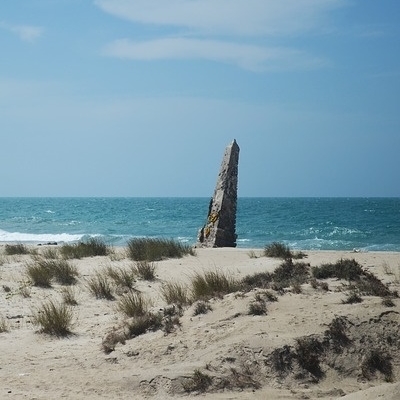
1,245,400,399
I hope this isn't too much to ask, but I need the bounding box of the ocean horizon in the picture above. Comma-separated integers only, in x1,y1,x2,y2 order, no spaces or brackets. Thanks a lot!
0,197,399,251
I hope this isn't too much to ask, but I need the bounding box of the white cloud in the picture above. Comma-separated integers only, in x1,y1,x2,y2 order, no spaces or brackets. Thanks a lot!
94,0,345,36
0,21,44,42
95,0,345,70
102,37,327,71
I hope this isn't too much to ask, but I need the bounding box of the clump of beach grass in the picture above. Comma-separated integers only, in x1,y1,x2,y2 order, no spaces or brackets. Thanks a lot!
25,258,78,287
117,292,149,318
5,243,30,255
87,272,114,300
191,270,240,301
132,260,156,281
61,286,78,306
60,238,110,259
161,281,191,307
106,265,136,290
127,237,195,262
41,247,59,259
264,242,306,260
32,300,74,336
248,293,267,315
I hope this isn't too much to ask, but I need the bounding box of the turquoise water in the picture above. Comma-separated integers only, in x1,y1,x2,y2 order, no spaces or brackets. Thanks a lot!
0,197,399,251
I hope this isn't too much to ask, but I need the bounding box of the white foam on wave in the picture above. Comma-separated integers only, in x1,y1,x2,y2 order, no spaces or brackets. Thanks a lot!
0,229,83,244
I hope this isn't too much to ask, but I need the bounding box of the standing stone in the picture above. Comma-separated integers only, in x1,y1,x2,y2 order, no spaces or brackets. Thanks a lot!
197,140,240,247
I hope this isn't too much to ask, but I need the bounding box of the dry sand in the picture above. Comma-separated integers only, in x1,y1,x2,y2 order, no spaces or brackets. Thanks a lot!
1,246,400,399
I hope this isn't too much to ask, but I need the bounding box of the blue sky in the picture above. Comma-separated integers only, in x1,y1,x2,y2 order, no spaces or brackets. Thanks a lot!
1,0,399,197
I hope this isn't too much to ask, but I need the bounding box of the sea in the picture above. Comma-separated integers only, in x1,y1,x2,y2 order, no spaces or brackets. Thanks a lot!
0,197,399,251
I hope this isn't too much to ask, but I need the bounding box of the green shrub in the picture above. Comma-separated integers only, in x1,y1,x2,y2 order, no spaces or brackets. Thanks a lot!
5,243,30,255
161,282,191,306
60,238,109,259
272,259,310,288
191,270,240,301
312,259,363,281
132,261,156,281
87,272,114,300
127,238,194,262
117,292,149,318
32,300,73,336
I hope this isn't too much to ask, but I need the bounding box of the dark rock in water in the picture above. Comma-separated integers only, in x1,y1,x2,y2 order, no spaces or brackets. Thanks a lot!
197,139,240,248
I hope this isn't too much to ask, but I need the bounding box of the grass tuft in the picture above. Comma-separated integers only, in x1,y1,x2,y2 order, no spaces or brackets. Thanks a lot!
61,286,78,306
264,242,306,259
117,291,149,318
5,243,30,255
161,281,191,306
191,270,240,301
193,300,212,316
132,261,156,281
342,291,363,304
87,272,114,300
60,238,110,259
127,237,194,262
32,300,73,336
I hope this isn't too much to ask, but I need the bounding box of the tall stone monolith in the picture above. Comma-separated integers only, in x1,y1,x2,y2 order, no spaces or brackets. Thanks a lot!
197,139,239,247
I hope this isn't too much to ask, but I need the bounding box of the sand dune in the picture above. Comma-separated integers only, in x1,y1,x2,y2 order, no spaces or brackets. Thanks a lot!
1,246,400,399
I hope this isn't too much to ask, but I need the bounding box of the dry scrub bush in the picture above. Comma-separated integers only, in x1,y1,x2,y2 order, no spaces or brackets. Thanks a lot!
182,369,212,393
361,349,393,382
32,300,73,336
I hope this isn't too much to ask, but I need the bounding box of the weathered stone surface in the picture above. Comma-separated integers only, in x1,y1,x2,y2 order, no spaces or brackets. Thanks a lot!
197,140,239,247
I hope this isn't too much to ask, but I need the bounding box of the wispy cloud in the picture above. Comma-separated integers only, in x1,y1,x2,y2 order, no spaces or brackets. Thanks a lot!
95,0,345,71
0,21,44,42
103,38,328,72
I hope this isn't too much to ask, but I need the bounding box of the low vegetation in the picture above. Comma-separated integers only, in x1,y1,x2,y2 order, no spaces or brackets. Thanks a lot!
60,238,110,259
117,292,149,318
25,258,79,287
32,300,74,336
127,238,195,262
191,270,240,301
0,316,9,333
132,261,156,281
361,349,393,382
86,272,114,300
5,243,30,255
161,281,191,307
264,242,306,260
